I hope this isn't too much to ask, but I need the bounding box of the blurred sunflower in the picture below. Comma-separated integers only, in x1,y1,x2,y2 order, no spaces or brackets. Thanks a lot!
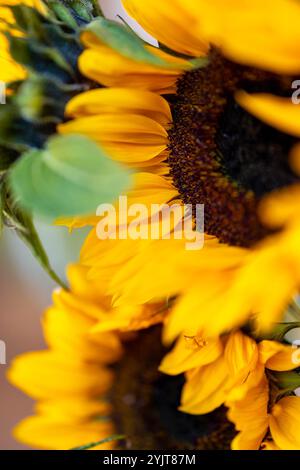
56,0,300,340
6,0,300,452
8,264,300,450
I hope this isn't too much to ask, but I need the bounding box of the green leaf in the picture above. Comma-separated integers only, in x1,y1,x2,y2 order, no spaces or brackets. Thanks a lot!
1,183,67,288
70,434,125,451
273,370,300,390
82,18,200,70
9,134,131,220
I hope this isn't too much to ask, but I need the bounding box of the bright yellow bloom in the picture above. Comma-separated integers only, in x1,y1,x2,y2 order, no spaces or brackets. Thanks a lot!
59,88,171,166
161,330,295,407
161,329,300,450
79,28,192,94
9,263,300,450
236,92,300,137
269,397,300,450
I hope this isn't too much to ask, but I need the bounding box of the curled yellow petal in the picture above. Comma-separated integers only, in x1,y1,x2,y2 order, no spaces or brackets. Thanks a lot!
236,91,300,137
159,334,223,375
122,0,208,57
270,397,300,450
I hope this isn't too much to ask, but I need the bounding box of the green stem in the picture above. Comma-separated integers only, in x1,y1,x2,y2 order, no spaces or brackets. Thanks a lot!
70,434,125,450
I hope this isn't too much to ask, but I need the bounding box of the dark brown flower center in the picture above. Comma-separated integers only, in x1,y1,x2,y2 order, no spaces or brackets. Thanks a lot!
168,50,299,247
111,327,235,450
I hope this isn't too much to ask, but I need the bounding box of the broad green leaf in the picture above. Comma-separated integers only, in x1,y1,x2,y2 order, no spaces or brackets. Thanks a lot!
83,18,197,70
9,134,131,220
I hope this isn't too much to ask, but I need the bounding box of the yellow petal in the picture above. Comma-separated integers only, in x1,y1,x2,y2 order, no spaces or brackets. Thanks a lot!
7,351,114,399
259,184,300,229
185,0,300,73
231,430,269,451
227,375,269,450
91,300,165,333
225,331,258,381
109,238,246,314
55,169,176,229
58,113,168,163
43,306,123,364
65,87,171,127
66,263,108,302
270,397,300,450
236,92,300,137
13,415,115,450
79,43,184,94
163,275,241,343
36,398,112,423
0,34,25,82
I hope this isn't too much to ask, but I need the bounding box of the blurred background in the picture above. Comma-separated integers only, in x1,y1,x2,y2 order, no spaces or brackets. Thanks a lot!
0,0,153,451
0,222,90,449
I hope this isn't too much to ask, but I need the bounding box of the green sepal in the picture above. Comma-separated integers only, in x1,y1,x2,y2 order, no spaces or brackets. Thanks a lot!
262,322,300,342
44,0,102,23
9,134,132,220
70,0,93,21
14,73,67,123
7,33,75,80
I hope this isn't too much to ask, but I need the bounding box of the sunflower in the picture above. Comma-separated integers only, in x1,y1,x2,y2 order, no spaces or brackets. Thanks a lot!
55,0,300,340
8,264,300,450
